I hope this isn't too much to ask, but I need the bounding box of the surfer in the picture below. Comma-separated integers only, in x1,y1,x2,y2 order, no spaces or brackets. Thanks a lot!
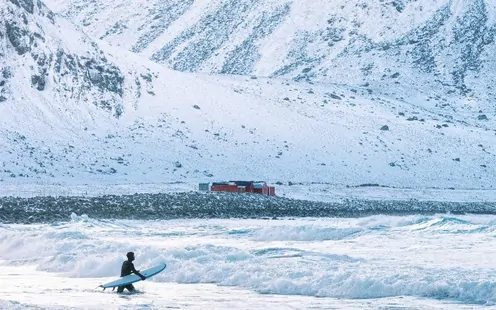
117,251,146,293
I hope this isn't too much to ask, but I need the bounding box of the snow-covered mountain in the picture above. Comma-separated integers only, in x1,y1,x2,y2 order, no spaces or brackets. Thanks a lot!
45,0,496,109
1,0,495,192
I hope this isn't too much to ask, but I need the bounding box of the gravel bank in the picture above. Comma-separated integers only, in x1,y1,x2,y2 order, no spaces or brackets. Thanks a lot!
0,191,495,224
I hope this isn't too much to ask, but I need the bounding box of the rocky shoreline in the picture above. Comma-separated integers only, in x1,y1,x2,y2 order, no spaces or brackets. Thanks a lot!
0,191,495,224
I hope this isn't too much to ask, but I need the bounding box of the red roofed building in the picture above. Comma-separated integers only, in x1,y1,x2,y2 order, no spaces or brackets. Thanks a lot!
210,181,275,196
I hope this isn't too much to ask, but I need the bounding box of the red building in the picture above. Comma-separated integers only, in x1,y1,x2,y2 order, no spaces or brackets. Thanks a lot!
210,181,275,196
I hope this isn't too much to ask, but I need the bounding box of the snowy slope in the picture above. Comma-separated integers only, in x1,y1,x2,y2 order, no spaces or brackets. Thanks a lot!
44,0,496,114
0,0,495,191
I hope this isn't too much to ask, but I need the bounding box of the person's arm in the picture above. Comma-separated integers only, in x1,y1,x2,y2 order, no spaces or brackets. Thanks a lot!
130,262,146,280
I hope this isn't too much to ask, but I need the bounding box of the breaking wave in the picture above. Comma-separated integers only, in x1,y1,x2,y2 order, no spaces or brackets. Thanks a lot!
0,215,495,305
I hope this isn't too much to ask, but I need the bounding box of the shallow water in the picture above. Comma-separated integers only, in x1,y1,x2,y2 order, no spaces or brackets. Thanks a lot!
1,215,495,309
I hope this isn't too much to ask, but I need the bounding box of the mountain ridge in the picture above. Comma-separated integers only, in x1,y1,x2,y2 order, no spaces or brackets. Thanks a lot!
44,0,496,105
0,0,494,190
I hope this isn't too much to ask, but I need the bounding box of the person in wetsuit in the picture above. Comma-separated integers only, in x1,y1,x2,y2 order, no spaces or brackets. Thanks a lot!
117,251,146,293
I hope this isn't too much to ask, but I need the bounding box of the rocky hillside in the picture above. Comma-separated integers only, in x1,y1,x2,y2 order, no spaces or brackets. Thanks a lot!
1,0,495,191
1,0,142,117
45,0,496,112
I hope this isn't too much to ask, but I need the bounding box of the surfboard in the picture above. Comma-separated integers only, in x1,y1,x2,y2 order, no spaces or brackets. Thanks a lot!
99,263,167,290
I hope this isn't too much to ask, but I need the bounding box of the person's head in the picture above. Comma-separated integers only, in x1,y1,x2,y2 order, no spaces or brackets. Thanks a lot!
126,252,135,261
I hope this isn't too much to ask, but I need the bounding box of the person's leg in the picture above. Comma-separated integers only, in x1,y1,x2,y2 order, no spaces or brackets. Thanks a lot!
117,286,124,293
125,284,135,292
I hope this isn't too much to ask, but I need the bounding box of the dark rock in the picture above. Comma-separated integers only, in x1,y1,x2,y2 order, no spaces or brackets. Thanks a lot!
81,58,124,96
114,104,123,118
98,100,112,112
392,1,404,13
31,74,45,91
9,0,34,14
357,183,380,187
478,114,488,120
140,73,152,82
380,125,389,131
6,22,32,55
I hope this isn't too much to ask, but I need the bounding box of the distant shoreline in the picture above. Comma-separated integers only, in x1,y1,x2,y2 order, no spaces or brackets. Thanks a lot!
0,181,494,203
1,191,495,224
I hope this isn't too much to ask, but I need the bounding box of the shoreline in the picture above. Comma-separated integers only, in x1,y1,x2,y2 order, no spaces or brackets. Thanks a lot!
0,181,494,203
1,191,495,224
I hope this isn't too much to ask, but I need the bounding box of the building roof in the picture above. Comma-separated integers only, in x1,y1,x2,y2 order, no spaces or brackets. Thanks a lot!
212,182,231,186
229,181,254,187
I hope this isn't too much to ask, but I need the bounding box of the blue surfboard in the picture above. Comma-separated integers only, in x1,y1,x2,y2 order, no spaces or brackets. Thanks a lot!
99,263,166,289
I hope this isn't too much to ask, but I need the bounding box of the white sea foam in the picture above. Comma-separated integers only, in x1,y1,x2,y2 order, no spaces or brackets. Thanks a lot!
0,300,57,309
0,216,495,305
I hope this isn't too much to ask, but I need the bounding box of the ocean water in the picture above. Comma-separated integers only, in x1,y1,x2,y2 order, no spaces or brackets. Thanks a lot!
0,214,495,309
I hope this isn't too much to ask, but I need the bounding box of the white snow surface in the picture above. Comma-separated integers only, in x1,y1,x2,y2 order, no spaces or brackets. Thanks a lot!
0,215,495,309
44,0,496,107
1,0,495,193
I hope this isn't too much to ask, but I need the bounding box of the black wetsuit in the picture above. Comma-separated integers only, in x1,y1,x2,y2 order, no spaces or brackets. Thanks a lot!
117,260,143,293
